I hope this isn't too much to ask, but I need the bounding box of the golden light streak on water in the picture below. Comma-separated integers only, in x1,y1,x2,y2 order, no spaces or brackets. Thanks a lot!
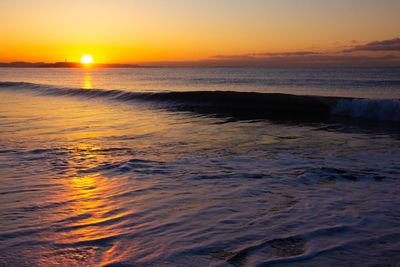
83,72,93,89
35,143,138,266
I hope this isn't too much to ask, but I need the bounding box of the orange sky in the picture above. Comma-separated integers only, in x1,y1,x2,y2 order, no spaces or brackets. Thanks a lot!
1,0,399,64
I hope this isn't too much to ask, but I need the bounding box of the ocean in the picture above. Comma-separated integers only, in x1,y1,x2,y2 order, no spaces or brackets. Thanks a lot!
0,67,399,266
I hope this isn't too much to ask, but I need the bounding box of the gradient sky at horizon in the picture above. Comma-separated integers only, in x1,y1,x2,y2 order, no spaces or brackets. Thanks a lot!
1,0,399,63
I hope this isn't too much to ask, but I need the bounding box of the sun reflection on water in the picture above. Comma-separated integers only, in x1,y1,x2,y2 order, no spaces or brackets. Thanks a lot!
0,90,171,266
48,144,135,265
83,72,93,89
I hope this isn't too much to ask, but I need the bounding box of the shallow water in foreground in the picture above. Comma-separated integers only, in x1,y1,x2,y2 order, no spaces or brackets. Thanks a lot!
0,90,399,266
0,68,400,266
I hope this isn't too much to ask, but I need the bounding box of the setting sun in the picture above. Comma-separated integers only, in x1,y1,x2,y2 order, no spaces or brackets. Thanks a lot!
81,54,94,64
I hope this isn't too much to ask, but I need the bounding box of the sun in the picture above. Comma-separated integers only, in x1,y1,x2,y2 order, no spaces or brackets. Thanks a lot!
81,54,94,64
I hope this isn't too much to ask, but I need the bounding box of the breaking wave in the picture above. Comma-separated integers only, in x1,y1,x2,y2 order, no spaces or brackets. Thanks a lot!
1,81,399,121
332,98,400,121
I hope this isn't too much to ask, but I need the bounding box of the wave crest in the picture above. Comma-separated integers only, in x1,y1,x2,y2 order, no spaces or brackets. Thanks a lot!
1,81,399,121
332,98,400,121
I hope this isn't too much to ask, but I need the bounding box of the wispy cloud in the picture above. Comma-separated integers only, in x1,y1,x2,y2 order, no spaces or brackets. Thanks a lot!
138,53,400,67
139,45,400,67
200,53,400,67
246,51,321,57
343,37,400,52
212,51,320,60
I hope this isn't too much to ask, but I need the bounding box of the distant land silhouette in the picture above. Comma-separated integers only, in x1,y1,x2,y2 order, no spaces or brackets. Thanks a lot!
0,61,141,68
1,54,400,68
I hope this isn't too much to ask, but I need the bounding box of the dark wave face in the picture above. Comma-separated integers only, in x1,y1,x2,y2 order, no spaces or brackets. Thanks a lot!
1,81,399,122
0,68,400,266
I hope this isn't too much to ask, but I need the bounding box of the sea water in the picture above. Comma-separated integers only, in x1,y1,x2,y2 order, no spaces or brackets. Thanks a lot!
0,67,399,266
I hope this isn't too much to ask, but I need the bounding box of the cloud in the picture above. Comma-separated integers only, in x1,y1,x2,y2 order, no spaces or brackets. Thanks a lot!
212,51,320,60
138,51,400,67
343,37,400,52
200,53,400,67
246,51,321,57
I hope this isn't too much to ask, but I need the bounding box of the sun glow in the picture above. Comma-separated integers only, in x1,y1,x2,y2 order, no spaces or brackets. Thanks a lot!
81,54,94,64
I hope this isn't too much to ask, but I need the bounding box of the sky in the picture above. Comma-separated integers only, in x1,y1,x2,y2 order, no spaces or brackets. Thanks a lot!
1,0,400,65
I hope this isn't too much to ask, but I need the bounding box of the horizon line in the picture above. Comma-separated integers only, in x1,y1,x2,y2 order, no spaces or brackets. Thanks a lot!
1,59,400,68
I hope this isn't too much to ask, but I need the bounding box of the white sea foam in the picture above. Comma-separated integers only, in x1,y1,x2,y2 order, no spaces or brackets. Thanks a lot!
332,98,400,121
